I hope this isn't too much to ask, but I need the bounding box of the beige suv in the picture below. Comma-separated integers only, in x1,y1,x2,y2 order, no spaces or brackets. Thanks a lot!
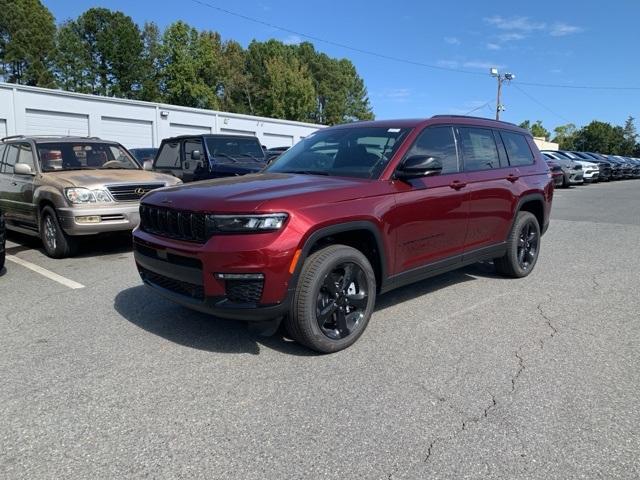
0,135,180,258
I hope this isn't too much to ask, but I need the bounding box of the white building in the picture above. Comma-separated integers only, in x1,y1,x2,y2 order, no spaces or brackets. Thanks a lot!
0,82,321,149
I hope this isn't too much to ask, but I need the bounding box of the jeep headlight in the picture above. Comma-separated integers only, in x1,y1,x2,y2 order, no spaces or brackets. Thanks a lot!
206,213,288,233
65,188,113,204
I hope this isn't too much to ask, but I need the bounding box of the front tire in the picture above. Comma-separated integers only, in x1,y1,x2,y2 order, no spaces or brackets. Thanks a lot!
494,211,541,278
285,245,376,353
40,206,78,259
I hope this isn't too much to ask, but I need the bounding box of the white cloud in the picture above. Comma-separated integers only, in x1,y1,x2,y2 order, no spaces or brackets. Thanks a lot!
484,15,546,32
437,60,460,69
463,60,505,70
282,34,302,45
550,23,583,36
373,88,412,102
486,43,501,50
444,36,461,45
497,32,526,42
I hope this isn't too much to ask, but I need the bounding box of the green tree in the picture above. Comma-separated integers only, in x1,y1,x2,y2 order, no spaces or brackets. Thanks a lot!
552,123,577,150
0,0,56,86
621,116,638,156
158,21,220,109
573,121,626,154
519,120,550,140
138,22,162,102
54,8,144,98
260,56,315,121
218,40,252,113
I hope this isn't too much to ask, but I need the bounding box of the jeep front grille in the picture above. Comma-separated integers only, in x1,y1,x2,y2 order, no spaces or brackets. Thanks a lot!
139,205,207,243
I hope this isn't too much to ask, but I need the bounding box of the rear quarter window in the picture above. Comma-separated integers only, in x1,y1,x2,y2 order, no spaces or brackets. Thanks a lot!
501,131,535,166
155,142,181,168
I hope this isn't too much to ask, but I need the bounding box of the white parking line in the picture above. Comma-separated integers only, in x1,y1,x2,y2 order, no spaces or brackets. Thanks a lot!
6,255,85,290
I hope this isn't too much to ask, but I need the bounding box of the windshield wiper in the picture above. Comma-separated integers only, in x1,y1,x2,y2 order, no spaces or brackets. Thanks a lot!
281,170,329,176
213,153,238,163
237,153,263,162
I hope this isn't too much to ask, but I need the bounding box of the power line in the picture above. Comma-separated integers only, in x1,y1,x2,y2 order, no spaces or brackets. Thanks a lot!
512,84,572,123
464,100,494,115
188,0,640,92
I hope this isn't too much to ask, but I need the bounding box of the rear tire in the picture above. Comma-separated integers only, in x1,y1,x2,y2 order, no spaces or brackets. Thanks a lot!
494,211,541,278
285,245,376,353
40,206,78,259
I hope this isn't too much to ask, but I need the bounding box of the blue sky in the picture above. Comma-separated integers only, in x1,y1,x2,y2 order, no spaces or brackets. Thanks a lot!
43,0,640,133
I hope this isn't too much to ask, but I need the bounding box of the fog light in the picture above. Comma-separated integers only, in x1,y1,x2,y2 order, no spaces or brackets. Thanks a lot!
75,215,101,224
215,273,264,280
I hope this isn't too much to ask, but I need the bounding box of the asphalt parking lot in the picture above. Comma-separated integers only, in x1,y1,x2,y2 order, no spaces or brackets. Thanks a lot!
1,180,639,480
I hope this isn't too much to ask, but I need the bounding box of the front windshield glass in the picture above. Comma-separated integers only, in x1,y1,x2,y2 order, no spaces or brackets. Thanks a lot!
205,137,265,164
37,142,139,171
266,126,411,179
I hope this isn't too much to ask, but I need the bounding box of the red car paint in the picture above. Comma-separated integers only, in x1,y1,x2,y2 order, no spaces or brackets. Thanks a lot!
133,116,553,320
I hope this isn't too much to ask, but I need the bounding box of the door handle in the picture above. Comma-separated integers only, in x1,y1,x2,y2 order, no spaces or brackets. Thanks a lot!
11,181,18,186
449,180,467,190
506,174,519,183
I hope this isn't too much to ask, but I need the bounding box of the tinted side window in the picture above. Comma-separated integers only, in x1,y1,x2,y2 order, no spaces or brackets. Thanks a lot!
501,131,534,166
183,139,204,173
155,142,180,168
1,144,19,173
17,143,35,168
405,126,459,174
458,127,500,171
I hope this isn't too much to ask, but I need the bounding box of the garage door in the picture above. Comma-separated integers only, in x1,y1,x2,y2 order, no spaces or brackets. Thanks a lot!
170,123,211,137
263,132,294,148
220,128,255,137
101,117,153,148
25,109,89,136
0,119,6,138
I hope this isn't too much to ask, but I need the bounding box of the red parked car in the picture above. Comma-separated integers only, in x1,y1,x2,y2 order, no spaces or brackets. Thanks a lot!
133,116,554,353
545,159,565,187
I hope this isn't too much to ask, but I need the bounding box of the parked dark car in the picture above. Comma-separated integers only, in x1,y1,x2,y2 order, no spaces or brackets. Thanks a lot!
266,146,290,163
147,134,267,182
133,115,553,353
130,148,158,165
545,159,565,187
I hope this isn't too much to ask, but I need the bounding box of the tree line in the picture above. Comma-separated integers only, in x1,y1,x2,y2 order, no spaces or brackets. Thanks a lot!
520,117,639,157
0,0,374,125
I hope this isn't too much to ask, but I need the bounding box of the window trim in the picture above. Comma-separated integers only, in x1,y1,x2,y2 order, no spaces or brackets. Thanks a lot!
456,126,503,173
499,130,535,167
398,124,462,177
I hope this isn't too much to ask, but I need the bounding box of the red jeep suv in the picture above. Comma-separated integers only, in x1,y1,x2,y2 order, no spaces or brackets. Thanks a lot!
133,116,553,352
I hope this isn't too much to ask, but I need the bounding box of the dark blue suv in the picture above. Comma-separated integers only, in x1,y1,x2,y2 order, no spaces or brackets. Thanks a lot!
147,134,267,182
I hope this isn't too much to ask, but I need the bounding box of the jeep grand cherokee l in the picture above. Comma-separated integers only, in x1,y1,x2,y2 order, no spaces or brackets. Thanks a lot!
0,136,180,258
133,116,553,353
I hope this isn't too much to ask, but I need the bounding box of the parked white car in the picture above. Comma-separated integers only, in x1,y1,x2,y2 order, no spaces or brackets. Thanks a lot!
543,150,600,182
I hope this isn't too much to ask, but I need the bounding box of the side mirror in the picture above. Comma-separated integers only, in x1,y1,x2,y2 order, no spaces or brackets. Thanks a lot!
143,159,154,171
190,150,201,161
396,156,443,179
14,163,34,175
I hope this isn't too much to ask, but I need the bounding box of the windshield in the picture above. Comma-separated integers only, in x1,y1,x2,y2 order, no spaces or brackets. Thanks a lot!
266,127,411,179
205,137,265,164
37,142,139,171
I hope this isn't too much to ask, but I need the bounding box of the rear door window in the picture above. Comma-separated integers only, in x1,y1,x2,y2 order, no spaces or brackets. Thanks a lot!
155,142,181,169
458,127,501,171
501,131,535,166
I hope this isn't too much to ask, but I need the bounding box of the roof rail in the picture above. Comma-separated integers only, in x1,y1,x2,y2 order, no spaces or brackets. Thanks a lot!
431,114,518,127
1,134,25,141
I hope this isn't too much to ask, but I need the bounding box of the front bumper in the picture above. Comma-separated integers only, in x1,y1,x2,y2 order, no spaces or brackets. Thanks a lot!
57,203,140,235
132,228,299,321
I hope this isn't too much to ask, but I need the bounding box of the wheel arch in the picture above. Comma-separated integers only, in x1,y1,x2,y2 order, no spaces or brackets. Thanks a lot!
514,193,546,235
296,221,387,292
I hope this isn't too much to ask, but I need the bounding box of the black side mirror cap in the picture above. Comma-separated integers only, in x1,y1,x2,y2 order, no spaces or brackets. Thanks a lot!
396,155,443,179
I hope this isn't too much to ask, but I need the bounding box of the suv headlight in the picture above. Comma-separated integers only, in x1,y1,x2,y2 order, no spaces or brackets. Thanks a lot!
65,188,113,204
206,213,288,233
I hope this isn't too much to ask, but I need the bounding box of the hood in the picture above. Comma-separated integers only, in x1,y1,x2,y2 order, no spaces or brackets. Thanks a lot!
41,169,180,189
142,173,377,212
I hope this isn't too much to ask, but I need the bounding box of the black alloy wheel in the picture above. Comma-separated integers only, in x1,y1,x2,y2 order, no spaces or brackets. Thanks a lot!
516,220,539,272
316,262,369,340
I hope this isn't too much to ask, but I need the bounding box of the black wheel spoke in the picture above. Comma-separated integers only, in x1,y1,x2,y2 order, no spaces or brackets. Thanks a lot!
317,301,337,325
336,308,348,335
341,264,355,290
323,273,340,296
518,246,526,265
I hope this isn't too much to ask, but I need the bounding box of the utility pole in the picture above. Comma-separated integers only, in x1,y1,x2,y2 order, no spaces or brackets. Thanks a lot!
490,68,515,121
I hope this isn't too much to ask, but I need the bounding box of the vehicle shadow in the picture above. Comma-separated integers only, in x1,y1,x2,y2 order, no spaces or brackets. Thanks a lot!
6,230,133,258
114,261,503,356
